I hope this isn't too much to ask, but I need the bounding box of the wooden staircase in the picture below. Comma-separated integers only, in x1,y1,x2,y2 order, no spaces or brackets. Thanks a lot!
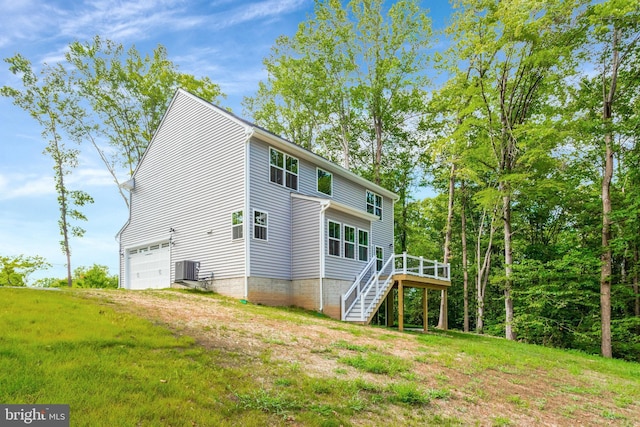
341,253,451,324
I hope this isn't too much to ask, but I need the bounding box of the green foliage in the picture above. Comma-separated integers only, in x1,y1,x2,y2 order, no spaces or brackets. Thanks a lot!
0,255,50,287
72,264,118,289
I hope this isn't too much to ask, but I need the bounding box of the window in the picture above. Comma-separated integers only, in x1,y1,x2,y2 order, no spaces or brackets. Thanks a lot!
366,190,383,220
253,210,268,241
344,225,356,260
317,168,332,196
375,246,383,271
232,210,243,240
270,148,298,190
328,221,341,257
358,229,369,261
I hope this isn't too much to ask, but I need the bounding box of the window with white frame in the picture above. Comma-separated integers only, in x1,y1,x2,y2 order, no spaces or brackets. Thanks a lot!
253,210,268,240
358,229,369,261
375,246,383,271
317,168,333,196
328,220,341,257
232,210,243,240
270,148,298,190
344,225,356,260
366,190,382,220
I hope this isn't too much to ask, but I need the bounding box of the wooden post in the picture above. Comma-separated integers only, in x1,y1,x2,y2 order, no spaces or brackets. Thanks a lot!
442,289,448,330
398,281,404,332
423,288,428,333
386,288,394,327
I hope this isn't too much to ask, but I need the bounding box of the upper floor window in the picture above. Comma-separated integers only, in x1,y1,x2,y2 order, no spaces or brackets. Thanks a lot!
366,190,382,220
328,220,341,257
317,168,333,196
253,210,268,241
270,148,298,190
232,210,243,240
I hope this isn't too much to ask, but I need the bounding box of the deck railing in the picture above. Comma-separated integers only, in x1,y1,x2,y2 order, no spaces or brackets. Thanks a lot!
341,252,450,321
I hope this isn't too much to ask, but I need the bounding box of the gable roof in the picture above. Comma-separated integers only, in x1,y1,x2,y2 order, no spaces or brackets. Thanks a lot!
175,89,399,202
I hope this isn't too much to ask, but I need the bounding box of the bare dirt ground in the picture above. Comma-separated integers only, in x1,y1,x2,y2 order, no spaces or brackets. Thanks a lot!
83,289,639,426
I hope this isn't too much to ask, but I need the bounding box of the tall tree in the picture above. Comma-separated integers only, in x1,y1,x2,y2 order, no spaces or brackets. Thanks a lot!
444,0,586,339
64,36,224,207
1,56,93,287
580,0,640,357
244,0,432,184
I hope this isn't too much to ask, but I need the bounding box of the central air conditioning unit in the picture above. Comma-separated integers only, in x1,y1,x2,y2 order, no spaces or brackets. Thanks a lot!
175,260,199,281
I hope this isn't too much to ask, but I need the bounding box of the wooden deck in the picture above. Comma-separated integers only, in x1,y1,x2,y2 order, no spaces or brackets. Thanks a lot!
376,273,452,332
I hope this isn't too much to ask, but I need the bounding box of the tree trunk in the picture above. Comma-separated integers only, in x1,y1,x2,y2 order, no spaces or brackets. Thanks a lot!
461,183,469,332
373,115,383,185
438,163,456,329
600,27,620,359
501,184,516,341
634,245,639,317
476,208,495,334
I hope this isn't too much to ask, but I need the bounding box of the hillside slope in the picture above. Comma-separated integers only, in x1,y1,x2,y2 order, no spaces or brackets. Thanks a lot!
1,288,639,426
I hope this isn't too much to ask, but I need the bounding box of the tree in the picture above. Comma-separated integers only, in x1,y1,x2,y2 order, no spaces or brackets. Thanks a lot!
244,0,432,184
587,0,639,358
64,36,225,207
444,0,586,339
0,255,51,287
73,264,118,288
1,56,93,287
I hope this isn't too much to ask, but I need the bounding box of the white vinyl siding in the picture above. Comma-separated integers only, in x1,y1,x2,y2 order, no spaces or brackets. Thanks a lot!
119,90,246,286
291,196,321,279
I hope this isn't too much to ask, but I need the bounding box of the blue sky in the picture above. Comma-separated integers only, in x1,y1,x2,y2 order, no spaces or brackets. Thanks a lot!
0,0,452,282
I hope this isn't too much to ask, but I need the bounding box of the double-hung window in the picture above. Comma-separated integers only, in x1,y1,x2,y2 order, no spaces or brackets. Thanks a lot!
317,168,333,196
328,221,341,257
366,190,382,220
358,229,369,261
270,148,298,190
344,225,356,260
253,210,268,241
232,210,243,240
375,246,383,271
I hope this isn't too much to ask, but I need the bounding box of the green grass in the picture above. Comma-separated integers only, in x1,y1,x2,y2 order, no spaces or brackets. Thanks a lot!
1,287,639,426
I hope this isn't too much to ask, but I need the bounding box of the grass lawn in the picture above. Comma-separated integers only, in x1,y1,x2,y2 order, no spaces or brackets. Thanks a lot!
1,287,639,426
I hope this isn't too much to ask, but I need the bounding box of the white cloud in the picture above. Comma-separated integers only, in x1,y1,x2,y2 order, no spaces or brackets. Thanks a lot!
212,0,307,30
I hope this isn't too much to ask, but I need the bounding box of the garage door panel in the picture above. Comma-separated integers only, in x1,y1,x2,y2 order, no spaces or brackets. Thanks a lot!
127,243,170,289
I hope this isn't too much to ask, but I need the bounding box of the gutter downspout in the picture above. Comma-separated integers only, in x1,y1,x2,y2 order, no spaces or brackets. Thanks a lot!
319,201,330,312
244,127,254,300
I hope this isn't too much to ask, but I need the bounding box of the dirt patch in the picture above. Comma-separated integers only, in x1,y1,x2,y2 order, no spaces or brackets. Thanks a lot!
82,289,639,426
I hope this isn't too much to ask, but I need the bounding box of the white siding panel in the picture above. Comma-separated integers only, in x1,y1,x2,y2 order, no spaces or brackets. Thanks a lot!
291,197,321,279
120,91,246,287
248,141,292,279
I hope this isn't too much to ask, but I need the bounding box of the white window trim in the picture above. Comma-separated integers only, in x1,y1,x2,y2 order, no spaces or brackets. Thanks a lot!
366,189,383,220
317,167,333,197
269,147,298,191
358,228,369,262
328,220,341,258
344,224,356,260
252,209,269,241
231,210,244,240
375,245,384,270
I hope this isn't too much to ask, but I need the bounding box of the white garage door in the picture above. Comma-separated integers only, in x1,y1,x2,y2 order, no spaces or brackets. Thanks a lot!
127,242,171,289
